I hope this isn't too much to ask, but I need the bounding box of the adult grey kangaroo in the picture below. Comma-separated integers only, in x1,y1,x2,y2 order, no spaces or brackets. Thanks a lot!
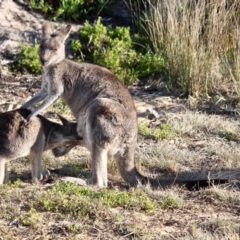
21,22,227,189
0,108,81,184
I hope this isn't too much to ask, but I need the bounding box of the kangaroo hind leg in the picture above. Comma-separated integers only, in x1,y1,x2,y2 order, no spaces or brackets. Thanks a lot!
0,158,6,184
87,145,108,187
76,99,122,188
30,138,50,183
114,142,144,187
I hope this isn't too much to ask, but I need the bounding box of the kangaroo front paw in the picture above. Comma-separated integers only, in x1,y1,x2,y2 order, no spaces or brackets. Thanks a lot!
19,115,28,125
26,113,34,121
41,169,51,181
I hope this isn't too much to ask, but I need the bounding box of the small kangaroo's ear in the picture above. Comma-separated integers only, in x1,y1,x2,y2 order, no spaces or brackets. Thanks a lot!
59,24,72,42
57,114,69,125
42,21,52,36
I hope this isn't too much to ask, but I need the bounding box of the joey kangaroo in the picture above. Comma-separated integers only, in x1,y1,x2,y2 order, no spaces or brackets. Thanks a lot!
21,22,228,189
0,108,81,184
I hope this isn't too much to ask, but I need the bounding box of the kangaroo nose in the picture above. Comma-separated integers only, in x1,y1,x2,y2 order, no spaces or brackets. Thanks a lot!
40,49,50,65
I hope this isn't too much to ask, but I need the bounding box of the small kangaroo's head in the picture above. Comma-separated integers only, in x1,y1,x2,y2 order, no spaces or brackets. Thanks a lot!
47,114,81,150
39,21,71,67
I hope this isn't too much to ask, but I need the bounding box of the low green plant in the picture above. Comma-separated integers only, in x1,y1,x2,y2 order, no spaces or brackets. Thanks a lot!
19,208,38,227
34,181,157,217
72,18,164,84
68,223,81,233
50,99,70,115
70,39,82,62
55,0,86,21
28,0,111,21
11,178,22,188
138,121,176,140
160,191,183,209
13,43,41,74
29,0,52,13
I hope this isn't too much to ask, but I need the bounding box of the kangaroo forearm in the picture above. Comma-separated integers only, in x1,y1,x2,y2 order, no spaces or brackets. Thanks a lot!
28,94,60,119
21,91,48,109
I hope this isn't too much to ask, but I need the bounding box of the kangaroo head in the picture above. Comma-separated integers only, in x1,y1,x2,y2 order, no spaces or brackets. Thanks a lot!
39,21,71,67
47,114,81,150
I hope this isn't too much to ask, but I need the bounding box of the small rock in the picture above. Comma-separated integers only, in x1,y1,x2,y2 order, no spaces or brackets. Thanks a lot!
61,176,87,186
9,219,19,228
146,109,159,120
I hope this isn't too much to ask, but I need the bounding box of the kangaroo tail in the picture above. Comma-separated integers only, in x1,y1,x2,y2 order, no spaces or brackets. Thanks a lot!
136,171,229,191
115,151,229,190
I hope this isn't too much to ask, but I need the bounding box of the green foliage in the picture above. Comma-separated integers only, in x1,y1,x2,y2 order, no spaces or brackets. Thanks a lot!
11,178,22,188
138,121,176,140
20,208,38,227
28,0,111,21
72,18,164,84
29,0,52,13
55,0,86,21
160,192,183,209
12,19,164,84
50,99,70,115
34,181,157,217
70,39,82,58
13,43,41,74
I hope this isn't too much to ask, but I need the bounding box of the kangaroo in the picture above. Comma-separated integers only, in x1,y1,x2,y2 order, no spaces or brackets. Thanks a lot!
21,22,228,189
0,108,81,184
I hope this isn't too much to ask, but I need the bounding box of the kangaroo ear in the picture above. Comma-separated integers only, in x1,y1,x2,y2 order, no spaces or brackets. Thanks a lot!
57,114,69,125
59,24,72,42
42,21,52,36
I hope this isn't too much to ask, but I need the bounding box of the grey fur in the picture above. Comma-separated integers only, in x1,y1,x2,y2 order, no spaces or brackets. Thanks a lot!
21,22,227,189
0,108,81,184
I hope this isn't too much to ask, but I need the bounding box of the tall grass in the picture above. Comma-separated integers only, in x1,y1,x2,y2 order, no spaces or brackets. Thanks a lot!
135,0,240,97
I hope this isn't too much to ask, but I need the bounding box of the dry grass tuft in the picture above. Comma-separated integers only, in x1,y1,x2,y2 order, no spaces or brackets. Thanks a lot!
139,0,240,97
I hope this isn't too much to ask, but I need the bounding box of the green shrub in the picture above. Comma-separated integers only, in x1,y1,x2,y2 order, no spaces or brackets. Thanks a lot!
13,43,41,74
28,0,111,21
72,18,164,84
29,0,52,14
12,18,164,84
70,39,82,62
